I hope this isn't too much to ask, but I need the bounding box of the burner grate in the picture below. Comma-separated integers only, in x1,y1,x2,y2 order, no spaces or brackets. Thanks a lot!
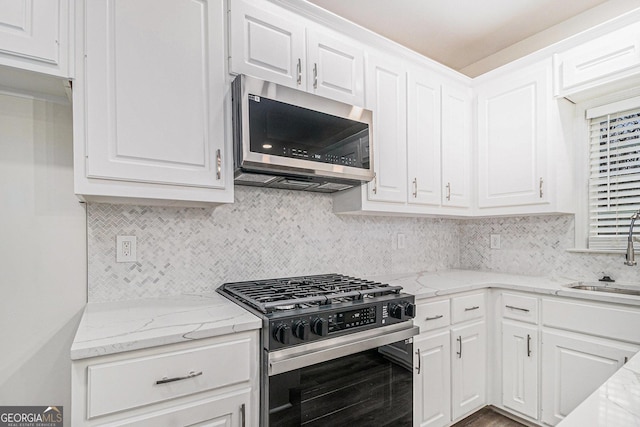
219,273,401,313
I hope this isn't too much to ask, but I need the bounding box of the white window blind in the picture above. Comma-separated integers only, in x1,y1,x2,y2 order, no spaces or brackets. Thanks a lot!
588,104,640,250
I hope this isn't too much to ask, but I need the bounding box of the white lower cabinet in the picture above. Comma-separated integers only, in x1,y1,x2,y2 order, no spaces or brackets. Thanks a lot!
414,294,486,427
414,332,451,427
451,321,487,421
540,330,638,426
414,291,640,427
501,321,538,419
72,331,259,426
98,390,249,427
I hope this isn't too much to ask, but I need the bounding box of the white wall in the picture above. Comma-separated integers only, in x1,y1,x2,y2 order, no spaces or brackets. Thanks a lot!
461,0,640,77
0,92,86,426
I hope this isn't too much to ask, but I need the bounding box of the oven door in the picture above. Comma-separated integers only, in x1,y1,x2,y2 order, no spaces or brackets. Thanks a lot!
263,322,419,427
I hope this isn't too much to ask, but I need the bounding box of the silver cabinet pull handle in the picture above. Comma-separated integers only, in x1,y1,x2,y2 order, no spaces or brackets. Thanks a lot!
415,348,421,374
412,178,418,198
313,63,318,89
372,172,377,194
505,305,529,313
425,314,443,321
539,177,544,198
457,336,462,358
216,149,221,180
527,334,532,357
446,182,451,201
155,370,203,385
464,306,480,311
296,58,302,85
625,356,629,364
240,403,246,427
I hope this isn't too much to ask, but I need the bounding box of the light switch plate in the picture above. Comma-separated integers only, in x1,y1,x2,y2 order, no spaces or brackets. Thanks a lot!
490,234,501,249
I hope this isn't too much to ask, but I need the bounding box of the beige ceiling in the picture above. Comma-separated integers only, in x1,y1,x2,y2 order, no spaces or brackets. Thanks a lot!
306,0,640,76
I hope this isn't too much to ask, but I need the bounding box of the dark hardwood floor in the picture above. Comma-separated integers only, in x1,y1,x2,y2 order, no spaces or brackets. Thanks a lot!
452,407,527,427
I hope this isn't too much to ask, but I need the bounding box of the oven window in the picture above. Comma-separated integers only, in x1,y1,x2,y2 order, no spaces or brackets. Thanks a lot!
268,345,412,426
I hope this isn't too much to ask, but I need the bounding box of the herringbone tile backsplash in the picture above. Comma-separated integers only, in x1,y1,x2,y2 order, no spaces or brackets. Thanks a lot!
87,187,640,302
459,215,640,283
87,186,460,301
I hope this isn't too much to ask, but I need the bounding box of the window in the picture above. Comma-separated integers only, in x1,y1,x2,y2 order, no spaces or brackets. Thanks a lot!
587,99,640,250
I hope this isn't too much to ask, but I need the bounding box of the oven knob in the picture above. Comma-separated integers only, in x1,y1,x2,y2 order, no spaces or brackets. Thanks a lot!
273,324,290,345
293,320,310,340
404,302,416,318
389,303,405,320
311,318,329,336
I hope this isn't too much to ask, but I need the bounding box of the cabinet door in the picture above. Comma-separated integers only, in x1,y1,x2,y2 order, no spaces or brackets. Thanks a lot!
366,54,407,203
414,332,451,427
451,321,486,421
105,390,250,426
307,29,364,106
541,330,637,426
84,0,226,189
555,21,640,96
407,68,441,207
230,0,305,89
0,0,68,75
441,82,471,208
502,321,538,419
477,60,550,208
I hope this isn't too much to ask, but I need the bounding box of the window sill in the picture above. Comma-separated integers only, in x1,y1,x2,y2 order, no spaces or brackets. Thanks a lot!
566,248,634,255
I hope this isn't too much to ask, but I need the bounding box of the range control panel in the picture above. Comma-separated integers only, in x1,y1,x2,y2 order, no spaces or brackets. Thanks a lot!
266,296,416,351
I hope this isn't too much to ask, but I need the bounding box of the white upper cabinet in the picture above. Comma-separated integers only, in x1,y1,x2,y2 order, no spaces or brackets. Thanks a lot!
73,0,233,206
476,60,548,209
475,58,574,215
441,82,472,209
306,29,364,105
229,0,305,89
229,0,364,106
554,21,640,101
407,67,441,206
365,52,407,203
0,0,71,77
333,62,472,216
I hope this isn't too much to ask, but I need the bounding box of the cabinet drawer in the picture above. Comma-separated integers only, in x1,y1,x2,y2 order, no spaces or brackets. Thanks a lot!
502,293,538,324
415,300,450,332
87,337,251,418
542,299,640,343
451,293,485,324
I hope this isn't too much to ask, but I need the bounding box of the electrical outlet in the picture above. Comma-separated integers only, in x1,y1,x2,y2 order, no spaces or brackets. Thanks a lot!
397,233,406,249
490,234,501,250
116,235,137,262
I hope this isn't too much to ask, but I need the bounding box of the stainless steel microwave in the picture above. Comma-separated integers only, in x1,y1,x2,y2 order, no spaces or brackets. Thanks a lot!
231,75,374,192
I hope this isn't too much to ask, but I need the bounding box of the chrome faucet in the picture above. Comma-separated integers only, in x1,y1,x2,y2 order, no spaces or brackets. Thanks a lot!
625,210,640,266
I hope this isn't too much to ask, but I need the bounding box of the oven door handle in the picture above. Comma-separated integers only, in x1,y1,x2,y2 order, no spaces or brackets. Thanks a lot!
268,324,420,376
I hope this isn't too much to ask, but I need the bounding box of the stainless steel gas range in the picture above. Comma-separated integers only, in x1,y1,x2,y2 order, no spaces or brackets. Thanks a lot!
217,273,418,426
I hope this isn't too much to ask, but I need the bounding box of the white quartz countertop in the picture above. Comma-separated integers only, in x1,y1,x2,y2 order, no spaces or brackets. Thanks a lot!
367,269,640,306
72,269,640,363
70,293,261,360
558,349,640,426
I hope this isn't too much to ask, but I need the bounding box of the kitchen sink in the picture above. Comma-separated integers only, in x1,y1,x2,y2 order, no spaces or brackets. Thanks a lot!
567,282,640,296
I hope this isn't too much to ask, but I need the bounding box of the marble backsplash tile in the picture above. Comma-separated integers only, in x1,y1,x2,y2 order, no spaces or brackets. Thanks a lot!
458,215,640,283
87,186,460,302
88,187,640,302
